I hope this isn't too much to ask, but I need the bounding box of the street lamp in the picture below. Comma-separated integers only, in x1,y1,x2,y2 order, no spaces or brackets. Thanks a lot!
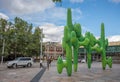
40,28,43,61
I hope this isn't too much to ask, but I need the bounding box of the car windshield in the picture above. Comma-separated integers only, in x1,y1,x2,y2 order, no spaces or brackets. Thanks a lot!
14,57,20,61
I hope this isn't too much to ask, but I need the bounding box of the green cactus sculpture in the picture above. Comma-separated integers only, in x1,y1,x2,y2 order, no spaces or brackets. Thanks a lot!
92,23,112,70
57,8,73,76
83,32,96,69
57,8,112,76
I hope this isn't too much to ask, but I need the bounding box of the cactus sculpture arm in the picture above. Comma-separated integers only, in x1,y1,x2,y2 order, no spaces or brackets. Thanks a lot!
71,31,79,72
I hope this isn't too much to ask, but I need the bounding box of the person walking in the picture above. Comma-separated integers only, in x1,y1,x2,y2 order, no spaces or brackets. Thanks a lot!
40,59,43,68
47,57,51,70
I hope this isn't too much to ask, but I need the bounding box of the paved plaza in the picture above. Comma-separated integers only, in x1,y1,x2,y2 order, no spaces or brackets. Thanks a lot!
0,62,41,82
40,62,120,82
0,61,120,82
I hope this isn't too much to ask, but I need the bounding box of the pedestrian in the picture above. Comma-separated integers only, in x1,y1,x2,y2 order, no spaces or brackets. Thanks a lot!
47,57,51,70
47,58,49,70
40,59,43,68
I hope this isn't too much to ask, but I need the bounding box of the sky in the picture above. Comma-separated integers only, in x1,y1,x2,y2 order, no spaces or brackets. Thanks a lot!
0,0,120,43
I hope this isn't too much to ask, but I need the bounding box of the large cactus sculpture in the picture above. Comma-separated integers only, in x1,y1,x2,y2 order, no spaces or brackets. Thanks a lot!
57,8,73,76
57,8,112,76
92,23,112,70
71,23,89,72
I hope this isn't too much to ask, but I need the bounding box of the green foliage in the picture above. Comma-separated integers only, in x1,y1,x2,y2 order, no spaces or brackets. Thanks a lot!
0,17,44,58
0,18,9,56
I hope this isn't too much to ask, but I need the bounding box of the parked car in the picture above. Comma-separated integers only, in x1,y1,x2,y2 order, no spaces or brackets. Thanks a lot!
81,59,86,63
7,57,34,68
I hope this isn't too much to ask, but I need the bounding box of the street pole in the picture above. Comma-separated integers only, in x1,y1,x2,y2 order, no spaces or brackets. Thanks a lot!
40,28,43,62
84,49,86,62
54,45,56,60
49,42,50,58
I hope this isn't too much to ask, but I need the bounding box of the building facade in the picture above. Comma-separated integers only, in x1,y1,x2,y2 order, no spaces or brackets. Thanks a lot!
78,41,120,63
43,41,120,63
43,42,63,60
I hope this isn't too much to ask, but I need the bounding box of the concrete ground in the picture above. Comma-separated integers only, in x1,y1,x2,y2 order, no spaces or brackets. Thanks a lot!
40,62,120,82
0,62,41,82
0,61,120,82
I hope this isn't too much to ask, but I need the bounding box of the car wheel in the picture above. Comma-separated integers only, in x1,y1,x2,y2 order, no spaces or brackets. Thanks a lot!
7,66,11,68
12,63,17,68
23,66,26,68
27,63,32,67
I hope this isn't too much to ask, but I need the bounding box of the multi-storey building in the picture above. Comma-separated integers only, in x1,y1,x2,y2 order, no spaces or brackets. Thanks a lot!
43,41,120,63
43,42,63,60
78,41,120,63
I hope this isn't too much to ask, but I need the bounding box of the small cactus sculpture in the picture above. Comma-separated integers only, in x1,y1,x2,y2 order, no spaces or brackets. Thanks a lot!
57,8,112,76
83,32,96,69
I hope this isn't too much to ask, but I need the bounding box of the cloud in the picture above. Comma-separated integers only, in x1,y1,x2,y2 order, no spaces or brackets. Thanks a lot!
0,13,9,20
107,35,120,42
109,0,120,3
15,7,67,26
82,26,92,34
20,7,82,26
96,35,120,42
72,8,82,23
39,23,64,42
0,0,83,26
39,23,120,44
0,0,55,15
38,23,92,43
41,7,66,25
70,0,84,3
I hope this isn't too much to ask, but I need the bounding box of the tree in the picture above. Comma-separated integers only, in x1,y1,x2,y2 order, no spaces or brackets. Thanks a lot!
0,17,44,61
10,17,34,57
0,18,9,63
32,27,42,57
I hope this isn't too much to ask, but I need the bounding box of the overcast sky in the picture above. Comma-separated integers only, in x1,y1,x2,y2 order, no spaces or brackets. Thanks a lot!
0,0,120,43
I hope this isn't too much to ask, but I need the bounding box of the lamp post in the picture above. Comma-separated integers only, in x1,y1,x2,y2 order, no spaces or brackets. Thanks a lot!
40,28,43,61
48,41,50,58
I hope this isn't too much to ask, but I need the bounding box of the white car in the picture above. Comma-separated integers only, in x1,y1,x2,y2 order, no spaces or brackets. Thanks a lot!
7,57,34,68
81,59,86,63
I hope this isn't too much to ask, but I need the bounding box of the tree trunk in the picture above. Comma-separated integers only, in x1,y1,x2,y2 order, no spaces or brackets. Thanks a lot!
1,39,5,64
